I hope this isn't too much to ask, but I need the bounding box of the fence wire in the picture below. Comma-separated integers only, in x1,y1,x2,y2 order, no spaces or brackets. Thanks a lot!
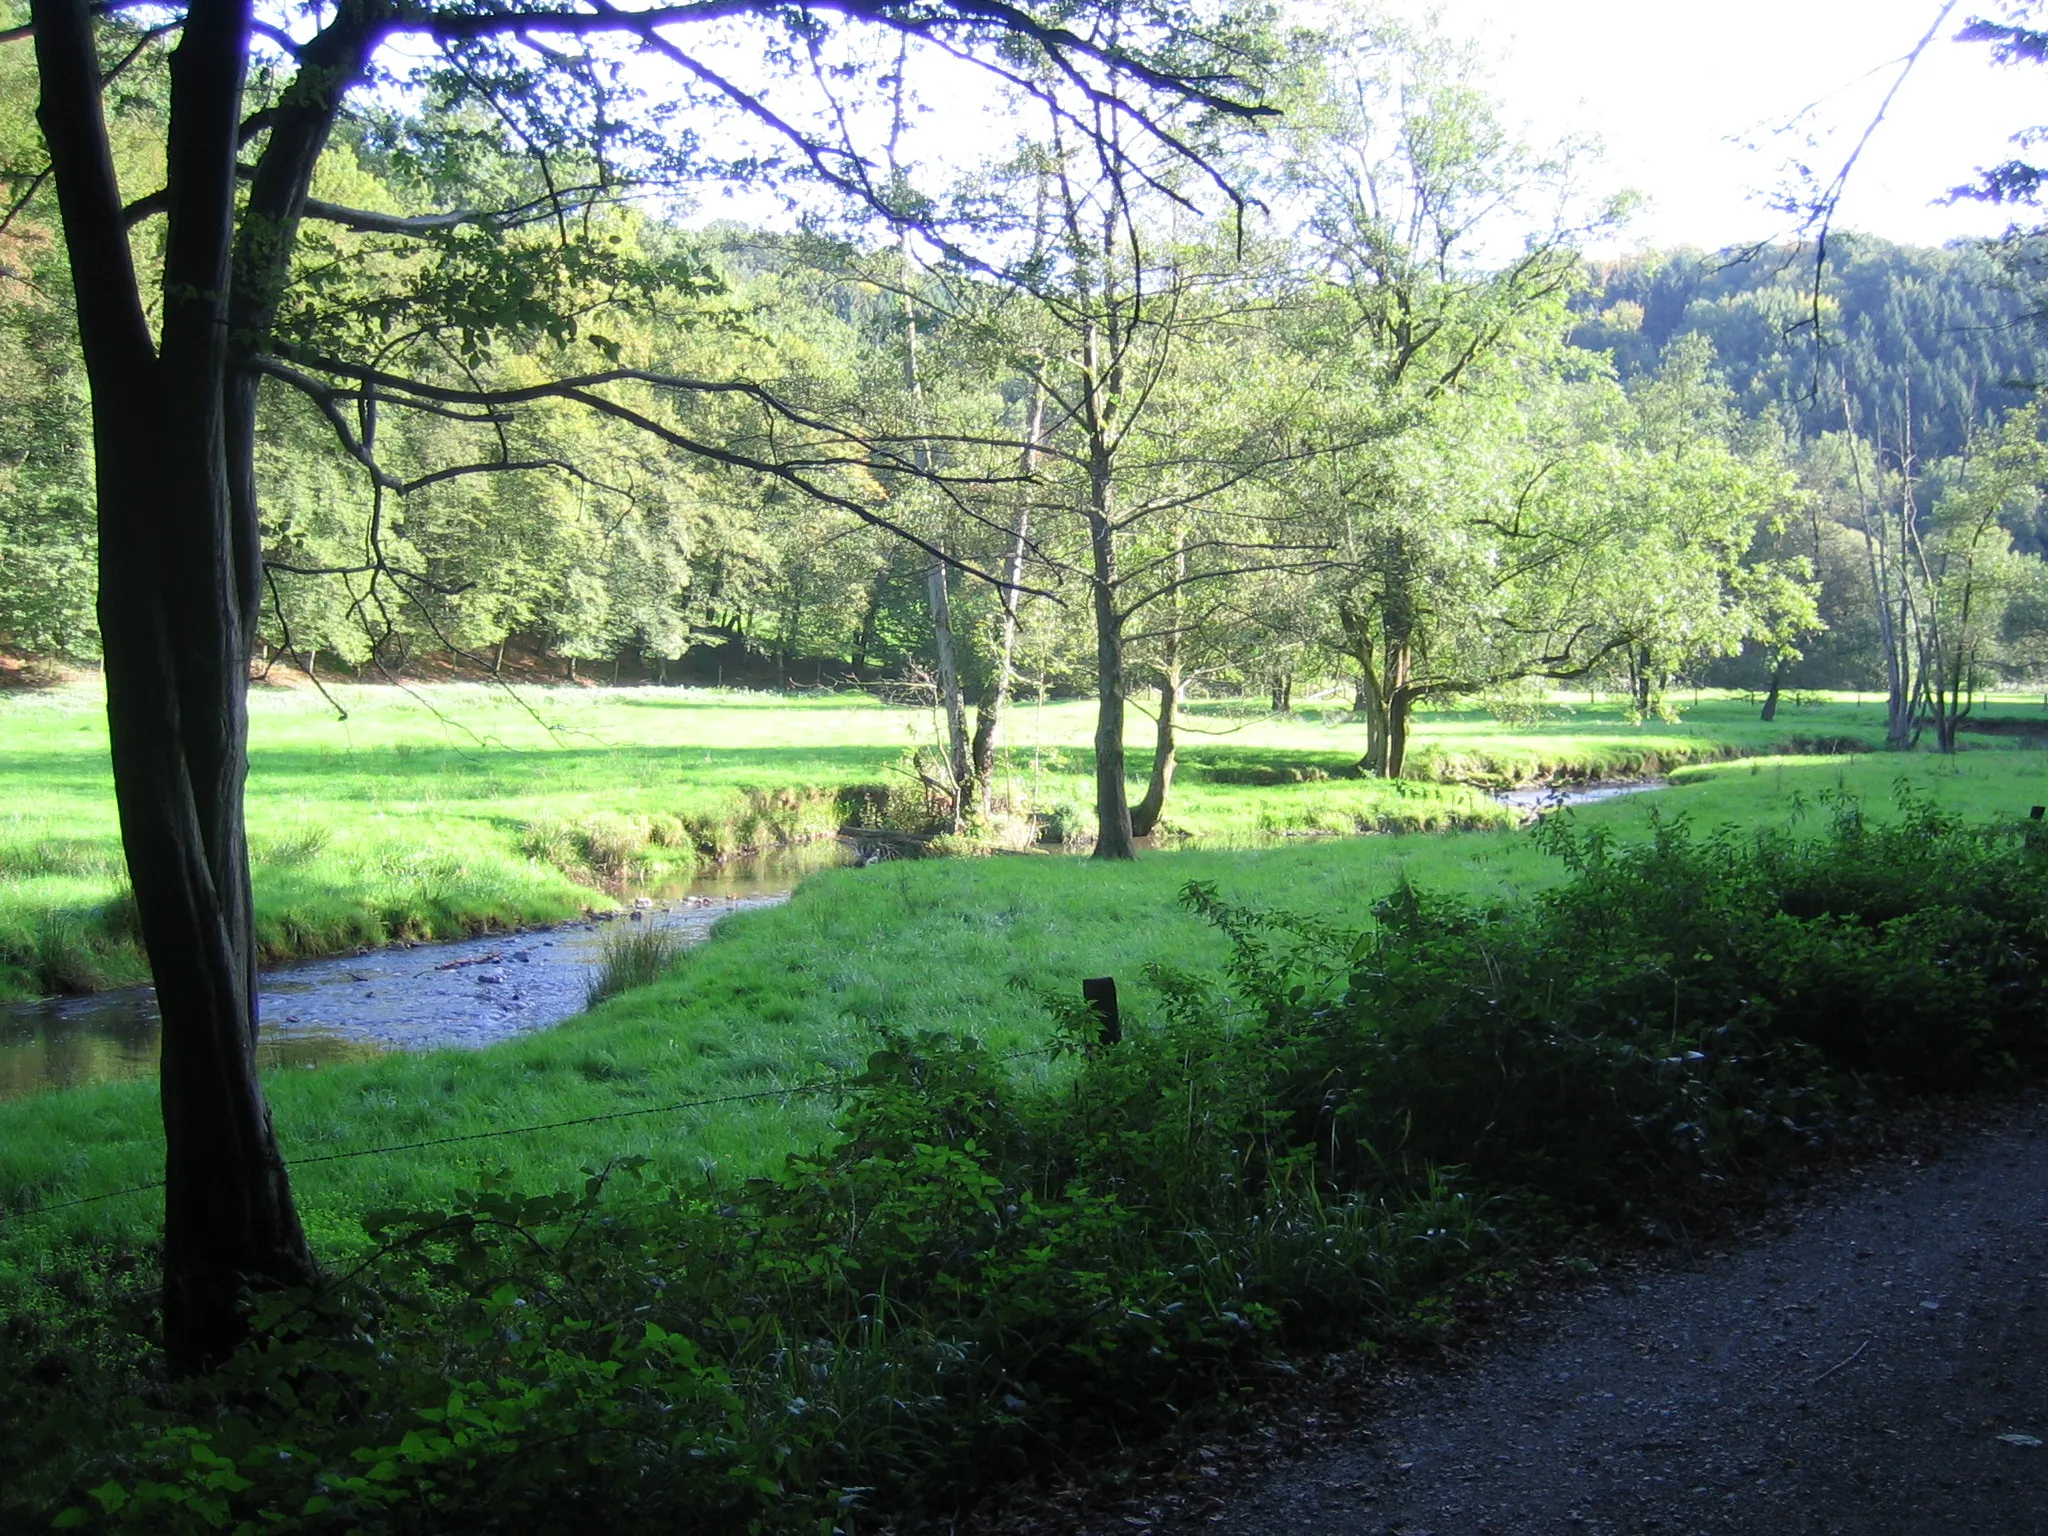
0,1045,1063,1229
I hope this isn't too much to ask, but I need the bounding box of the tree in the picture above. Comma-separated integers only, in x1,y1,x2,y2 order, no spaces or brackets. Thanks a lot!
941,148,1311,855
1278,9,1627,774
1918,407,2046,747
1571,237,2048,464
10,0,1267,1370
1834,396,2048,751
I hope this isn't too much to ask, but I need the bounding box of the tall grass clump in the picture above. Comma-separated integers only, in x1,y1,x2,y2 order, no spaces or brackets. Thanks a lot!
14,785,2048,1532
584,922,687,1007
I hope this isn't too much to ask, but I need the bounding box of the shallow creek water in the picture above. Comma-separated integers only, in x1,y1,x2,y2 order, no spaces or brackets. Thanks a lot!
0,842,853,1103
0,784,1665,1104
1493,780,1665,813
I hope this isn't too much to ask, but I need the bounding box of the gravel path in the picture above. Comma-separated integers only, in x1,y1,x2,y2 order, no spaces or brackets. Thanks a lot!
1088,1097,2048,1536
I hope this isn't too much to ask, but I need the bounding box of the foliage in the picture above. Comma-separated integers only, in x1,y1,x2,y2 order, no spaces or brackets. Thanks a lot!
1573,235,2048,465
12,786,2048,1529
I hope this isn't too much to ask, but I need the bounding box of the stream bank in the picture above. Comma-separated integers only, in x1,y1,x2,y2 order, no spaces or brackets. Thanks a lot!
0,843,852,1103
0,783,1667,1105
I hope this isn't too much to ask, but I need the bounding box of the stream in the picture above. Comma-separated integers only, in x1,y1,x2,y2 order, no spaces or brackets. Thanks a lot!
0,842,853,1104
0,783,1666,1105
1493,779,1665,813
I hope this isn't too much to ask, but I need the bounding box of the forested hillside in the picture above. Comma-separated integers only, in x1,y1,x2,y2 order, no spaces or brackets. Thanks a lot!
1574,236,2048,465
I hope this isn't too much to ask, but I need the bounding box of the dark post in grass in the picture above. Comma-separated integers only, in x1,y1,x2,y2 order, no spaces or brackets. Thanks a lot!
1082,976,1122,1045
2032,807,2044,821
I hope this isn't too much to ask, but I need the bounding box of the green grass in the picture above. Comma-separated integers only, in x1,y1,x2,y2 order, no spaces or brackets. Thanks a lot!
4,718,2045,1287
0,679,1924,1002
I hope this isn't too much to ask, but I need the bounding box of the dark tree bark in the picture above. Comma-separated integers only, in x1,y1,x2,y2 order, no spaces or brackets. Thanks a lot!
33,0,322,1373
1086,446,1137,860
926,563,970,823
1760,656,1787,722
1630,646,1655,714
1128,665,1179,838
1130,530,1184,837
1383,684,1418,779
849,578,883,683
1339,596,1387,774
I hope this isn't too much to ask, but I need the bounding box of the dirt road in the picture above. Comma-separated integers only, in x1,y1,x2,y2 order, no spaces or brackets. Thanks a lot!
1080,1098,2048,1536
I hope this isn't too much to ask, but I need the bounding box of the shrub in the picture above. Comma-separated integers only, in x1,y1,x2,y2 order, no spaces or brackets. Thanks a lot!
517,818,583,877
518,815,654,886
254,825,331,868
576,815,651,883
26,787,2048,1533
584,922,686,1007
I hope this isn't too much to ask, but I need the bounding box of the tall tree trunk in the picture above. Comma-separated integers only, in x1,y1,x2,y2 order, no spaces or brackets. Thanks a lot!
926,563,969,824
1086,458,1136,860
1842,385,1916,752
1129,664,1180,838
1130,531,1184,838
1089,558,1136,858
1340,598,1387,776
966,393,1040,817
849,576,883,683
1385,686,1418,780
35,0,318,1374
1759,656,1787,722
1372,638,1415,777
1075,312,1136,860
894,235,969,820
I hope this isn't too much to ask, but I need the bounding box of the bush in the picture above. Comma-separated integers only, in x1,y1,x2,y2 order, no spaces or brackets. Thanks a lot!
584,921,686,1007
22,787,2048,1532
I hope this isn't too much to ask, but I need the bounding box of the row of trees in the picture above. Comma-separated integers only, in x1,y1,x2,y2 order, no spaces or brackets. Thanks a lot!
7,0,2048,1374
11,52,2048,752
1,14,1839,784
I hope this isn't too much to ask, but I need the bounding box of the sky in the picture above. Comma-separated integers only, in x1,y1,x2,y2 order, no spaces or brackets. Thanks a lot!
658,0,2041,255
1402,0,2045,253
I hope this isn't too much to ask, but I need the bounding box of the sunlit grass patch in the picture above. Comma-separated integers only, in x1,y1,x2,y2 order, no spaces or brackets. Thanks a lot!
0,680,2008,1004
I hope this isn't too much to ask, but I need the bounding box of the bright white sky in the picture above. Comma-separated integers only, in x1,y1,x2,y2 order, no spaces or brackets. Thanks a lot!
1404,0,2043,253
661,0,2039,253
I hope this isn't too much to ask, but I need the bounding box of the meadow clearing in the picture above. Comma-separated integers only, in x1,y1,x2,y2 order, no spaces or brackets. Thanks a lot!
3,677,2045,1281
0,676,1903,1003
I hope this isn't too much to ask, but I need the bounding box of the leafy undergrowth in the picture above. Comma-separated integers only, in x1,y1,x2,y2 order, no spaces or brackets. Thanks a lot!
8,788,2048,1529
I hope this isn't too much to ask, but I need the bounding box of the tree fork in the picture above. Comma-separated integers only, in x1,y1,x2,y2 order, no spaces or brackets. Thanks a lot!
35,0,318,1373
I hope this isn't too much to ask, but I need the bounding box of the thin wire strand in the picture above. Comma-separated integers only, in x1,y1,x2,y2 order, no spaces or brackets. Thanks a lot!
0,1046,1063,1228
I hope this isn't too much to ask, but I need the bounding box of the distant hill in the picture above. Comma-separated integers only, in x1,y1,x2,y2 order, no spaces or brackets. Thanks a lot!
1572,235,2048,462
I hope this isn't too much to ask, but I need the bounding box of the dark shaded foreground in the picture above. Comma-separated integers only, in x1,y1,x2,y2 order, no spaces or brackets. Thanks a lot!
1072,1097,2048,1536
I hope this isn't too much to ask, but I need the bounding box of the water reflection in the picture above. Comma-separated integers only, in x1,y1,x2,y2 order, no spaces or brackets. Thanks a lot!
0,840,852,1103
1493,780,1666,813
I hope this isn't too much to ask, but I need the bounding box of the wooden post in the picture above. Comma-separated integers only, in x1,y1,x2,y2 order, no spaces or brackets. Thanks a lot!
2030,806,2043,821
1082,976,1121,1045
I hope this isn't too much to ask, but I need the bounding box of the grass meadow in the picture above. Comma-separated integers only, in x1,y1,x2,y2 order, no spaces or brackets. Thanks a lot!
0,677,1905,1002
2,679,2045,1288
